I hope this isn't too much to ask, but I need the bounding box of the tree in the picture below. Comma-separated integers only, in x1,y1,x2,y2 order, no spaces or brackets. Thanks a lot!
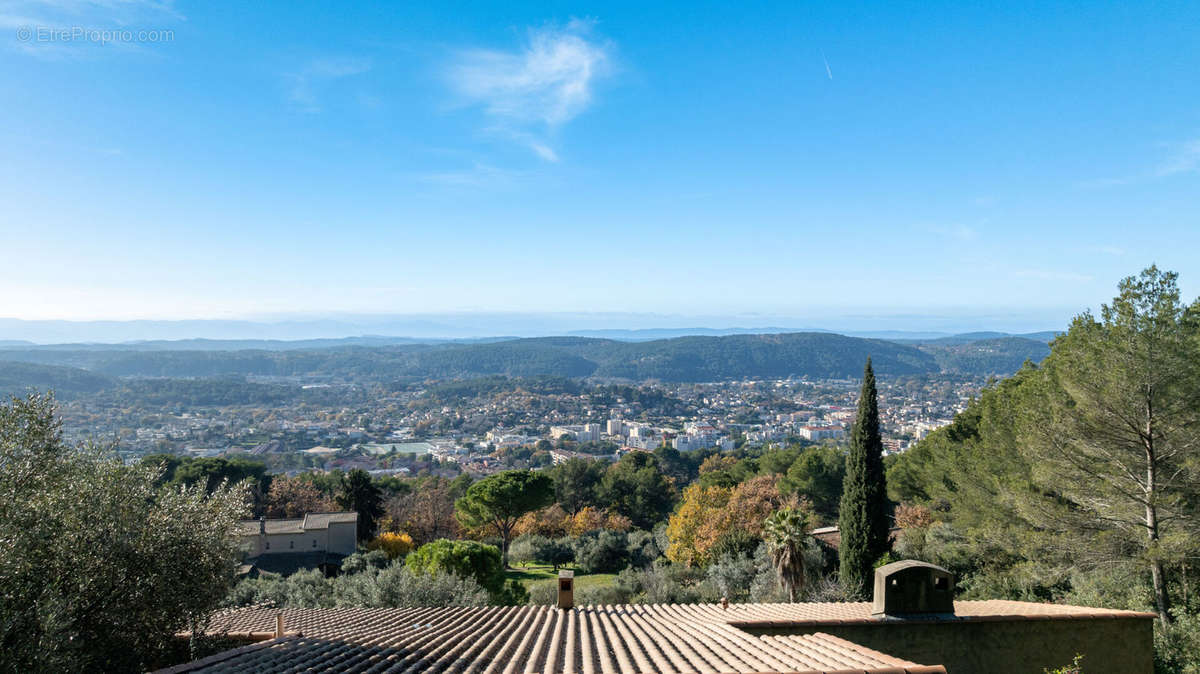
780,446,846,524
265,475,335,519
665,483,732,567
454,470,554,566
765,508,810,602
1019,266,1200,626
405,539,506,596
367,532,415,559
0,394,248,672
385,479,459,544
599,452,676,529
550,457,606,515
666,475,794,567
337,469,384,543
839,357,891,599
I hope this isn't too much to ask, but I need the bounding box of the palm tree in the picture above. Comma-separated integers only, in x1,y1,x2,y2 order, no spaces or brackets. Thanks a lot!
764,508,809,602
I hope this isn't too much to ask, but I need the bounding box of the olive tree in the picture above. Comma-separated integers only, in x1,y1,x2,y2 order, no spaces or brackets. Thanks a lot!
0,394,248,672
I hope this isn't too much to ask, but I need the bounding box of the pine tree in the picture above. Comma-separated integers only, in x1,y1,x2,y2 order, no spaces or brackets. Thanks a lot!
838,357,890,599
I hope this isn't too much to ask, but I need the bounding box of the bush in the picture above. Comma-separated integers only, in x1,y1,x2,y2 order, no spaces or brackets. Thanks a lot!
544,537,577,570
368,532,415,559
707,551,758,602
1155,609,1200,673
334,562,490,607
341,550,390,575
574,530,630,574
614,562,703,604
626,530,662,568
406,539,506,596
227,562,491,609
508,534,547,567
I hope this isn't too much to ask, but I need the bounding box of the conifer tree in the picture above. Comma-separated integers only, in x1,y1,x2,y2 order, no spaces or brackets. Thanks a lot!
839,357,890,599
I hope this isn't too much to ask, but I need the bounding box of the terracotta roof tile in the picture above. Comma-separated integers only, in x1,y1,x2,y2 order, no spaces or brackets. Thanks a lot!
164,604,949,673
163,600,1151,673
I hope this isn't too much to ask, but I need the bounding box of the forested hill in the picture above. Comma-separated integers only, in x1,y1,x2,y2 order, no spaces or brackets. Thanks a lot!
0,331,1050,382
916,337,1051,375
0,361,115,397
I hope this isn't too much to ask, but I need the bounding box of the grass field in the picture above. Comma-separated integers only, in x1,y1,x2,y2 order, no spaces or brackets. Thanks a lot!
506,564,616,593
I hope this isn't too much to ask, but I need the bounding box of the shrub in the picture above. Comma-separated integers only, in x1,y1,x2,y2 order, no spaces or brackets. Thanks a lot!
406,539,506,596
626,530,662,568
341,550,390,575
707,551,759,602
508,534,547,567
368,532,415,559
333,562,489,607
574,530,630,574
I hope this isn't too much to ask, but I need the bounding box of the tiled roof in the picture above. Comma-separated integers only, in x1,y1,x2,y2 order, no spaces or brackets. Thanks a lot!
237,512,357,536
721,599,1156,626
162,604,946,673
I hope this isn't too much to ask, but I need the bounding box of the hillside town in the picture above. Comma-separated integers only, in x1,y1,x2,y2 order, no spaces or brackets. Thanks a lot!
53,374,978,476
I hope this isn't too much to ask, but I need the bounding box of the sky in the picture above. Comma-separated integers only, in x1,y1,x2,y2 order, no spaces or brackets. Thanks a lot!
1,1,1198,335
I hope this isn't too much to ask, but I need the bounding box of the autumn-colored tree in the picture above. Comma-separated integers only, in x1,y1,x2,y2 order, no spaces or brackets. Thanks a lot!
667,476,794,567
665,483,732,567
699,455,738,475
698,475,793,553
264,475,336,519
368,531,415,559
565,506,632,535
514,504,571,538
385,481,459,545
893,503,934,530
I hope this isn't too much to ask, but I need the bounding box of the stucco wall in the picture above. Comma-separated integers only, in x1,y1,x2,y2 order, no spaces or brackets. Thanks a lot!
241,529,330,557
749,617,1153,674
327,521,357,556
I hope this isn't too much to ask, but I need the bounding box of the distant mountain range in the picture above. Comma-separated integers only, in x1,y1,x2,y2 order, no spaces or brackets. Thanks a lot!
0,330,1056,395
0,315,1061,345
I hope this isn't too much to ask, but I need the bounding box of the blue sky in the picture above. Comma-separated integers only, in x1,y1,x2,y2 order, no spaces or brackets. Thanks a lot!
1,1,1198,332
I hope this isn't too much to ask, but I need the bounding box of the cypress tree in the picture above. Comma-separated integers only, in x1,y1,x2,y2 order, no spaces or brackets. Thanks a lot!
838,357,890,599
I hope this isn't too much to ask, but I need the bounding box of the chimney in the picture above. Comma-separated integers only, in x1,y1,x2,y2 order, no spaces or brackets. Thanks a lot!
871,560,955,618
557,570,574,609
275,613,285,638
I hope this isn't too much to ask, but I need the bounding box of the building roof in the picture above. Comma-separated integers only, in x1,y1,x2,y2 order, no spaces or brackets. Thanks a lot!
162,599,1157,673
162,603,938,674
237,511,358,536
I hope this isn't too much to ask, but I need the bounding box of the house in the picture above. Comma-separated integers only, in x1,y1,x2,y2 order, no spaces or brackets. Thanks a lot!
237,511,358,577
163,562,1154,673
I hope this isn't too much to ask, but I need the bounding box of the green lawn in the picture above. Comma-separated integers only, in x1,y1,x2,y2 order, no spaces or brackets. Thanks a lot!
506,564,616,592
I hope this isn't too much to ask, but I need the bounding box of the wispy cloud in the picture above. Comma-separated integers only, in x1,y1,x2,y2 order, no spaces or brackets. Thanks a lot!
1081,138,1200,188
284,57,371,113
446,20,613,161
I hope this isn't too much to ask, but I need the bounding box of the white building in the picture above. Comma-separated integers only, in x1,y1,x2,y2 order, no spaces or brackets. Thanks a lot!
550,424,601,443
798,425,845,441
238,511,358,574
